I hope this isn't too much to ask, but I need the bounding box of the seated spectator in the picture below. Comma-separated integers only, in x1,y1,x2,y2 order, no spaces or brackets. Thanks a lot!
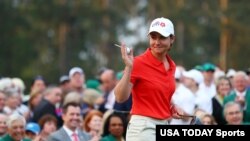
223,71,250,123
25,122,40,140
0,113,7,138
1,114,31,141
25,75,47,105
12,78,30,120
101,113,126,141
37,114,58,141
3,89,20,116
0,92,5,114
28,90,42,121
212,76,232,125
83,110,103,140
31,86,62,127
82,88,101,114
47,102,91,141
223,101,245,125
200,114,217,125
59,75,71,98
63,92,81,106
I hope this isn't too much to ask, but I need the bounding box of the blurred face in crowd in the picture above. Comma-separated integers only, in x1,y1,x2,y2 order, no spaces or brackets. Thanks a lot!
217,78,231,97
202,70,214,83
8,120,25,140
63,105,81,131
149,32,174,55
224,104,243,125
30,94,42,108
233,74,247,93
0,92,6,111
70,73,85,89
109,116,124,138
183,77,196,88
42,121,57,134
31,79,46,93
7,95,19,109
25,131,36,140
88,115,102,132
201,115,214,125
0,114,7,136
60,81,71,94
100,70,117,93
47,88,62,105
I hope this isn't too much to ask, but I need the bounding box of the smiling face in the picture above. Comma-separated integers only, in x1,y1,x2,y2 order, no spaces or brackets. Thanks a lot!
0,114,7,136
217,78,231,97
62,105,81,131
149,32,175,57
8,120,25,141
233,73,247,93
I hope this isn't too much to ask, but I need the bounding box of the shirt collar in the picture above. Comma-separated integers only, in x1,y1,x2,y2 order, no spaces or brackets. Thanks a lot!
145,48,162,66
145,48,175,71
235,89,246,97
63,125,78,137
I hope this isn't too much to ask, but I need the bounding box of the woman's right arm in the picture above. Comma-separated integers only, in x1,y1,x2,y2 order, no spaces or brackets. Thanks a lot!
114,43,134,103
114,66,133,103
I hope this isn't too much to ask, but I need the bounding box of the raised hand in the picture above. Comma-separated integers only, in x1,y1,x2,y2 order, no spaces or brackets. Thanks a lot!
120,43,134,69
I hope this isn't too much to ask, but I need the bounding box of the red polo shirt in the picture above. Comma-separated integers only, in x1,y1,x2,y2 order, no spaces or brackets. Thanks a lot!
130,48,176,119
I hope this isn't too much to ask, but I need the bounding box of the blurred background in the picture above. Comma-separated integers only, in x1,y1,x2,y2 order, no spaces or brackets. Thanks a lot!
0,0,249,90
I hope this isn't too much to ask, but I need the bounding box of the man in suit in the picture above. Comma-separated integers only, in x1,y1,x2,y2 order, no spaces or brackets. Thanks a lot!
97,69,117,113
31,86,63,127
47,102,91,141
224,71,250,123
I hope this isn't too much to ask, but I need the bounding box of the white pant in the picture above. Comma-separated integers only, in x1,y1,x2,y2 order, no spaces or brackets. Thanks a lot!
126,115,169,141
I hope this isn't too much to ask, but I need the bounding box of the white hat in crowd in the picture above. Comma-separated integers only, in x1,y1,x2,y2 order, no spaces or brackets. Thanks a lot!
59,75,70,84
226,69,236,78
148,17,174,37
69,67,84,78
183,69,204,84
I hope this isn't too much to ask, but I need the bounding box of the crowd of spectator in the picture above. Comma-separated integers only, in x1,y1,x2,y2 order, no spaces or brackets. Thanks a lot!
0,63,249,140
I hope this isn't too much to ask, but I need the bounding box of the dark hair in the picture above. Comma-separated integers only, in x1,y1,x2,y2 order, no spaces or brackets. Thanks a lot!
31,75,47,87
62,102,81,114
102,112,127,138
38,114,58,129
244,68,250,75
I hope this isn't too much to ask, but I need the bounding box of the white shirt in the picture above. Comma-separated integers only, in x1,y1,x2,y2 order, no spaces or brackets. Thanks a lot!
199,82,216,98
104,89,115,110
63,126,79,141
17,104,29,115
170,84,196,125
235,89,246,97
195,88,213,114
